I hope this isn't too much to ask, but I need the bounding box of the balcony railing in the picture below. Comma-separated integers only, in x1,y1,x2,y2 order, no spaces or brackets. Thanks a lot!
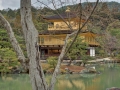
48,25,87,31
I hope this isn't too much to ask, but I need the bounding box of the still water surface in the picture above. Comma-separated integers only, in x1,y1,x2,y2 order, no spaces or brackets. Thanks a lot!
0,64,120,90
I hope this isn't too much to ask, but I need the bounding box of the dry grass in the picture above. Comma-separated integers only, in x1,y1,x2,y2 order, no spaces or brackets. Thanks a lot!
41,63,50,70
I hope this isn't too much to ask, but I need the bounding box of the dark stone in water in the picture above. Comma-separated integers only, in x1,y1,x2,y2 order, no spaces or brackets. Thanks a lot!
106,87,120,90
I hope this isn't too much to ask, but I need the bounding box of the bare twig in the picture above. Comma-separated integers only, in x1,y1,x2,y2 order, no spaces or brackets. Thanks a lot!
49,0,99,90
64,0,99,56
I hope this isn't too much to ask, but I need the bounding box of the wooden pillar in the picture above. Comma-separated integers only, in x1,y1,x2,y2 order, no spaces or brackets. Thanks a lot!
48,48,49,56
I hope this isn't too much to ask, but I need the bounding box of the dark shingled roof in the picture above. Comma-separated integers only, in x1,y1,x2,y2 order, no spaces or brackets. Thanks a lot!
43,12,86,20
39,30,74,35
39,30,91,35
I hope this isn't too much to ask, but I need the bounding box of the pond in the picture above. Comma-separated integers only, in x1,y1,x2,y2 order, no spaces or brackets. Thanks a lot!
0,64,120,90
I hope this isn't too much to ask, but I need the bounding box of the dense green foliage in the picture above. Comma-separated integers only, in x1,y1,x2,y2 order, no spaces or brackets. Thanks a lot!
47,56,57,69
0,29,20,73
0,47,20,73
0,30,12,48
67,37,88,60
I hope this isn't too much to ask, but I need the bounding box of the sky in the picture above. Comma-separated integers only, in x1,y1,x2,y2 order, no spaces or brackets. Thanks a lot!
0,0,120,10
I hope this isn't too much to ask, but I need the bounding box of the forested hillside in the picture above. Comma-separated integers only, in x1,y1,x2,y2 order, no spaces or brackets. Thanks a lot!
0,1,120,31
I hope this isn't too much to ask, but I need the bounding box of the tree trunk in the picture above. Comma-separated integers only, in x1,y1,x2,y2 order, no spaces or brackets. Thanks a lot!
20,0,48,90
49,35,69,90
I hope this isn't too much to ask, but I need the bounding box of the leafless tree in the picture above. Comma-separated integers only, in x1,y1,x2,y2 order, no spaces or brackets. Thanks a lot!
97,31,118,56
0,0,99,90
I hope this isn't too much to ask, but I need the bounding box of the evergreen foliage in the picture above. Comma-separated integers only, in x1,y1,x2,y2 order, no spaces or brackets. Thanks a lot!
0,29,20,73
67,37,88,62
47,56,57,69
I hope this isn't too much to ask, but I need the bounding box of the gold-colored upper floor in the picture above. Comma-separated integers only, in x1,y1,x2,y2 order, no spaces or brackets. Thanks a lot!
48,21,87,31
39,32,99,46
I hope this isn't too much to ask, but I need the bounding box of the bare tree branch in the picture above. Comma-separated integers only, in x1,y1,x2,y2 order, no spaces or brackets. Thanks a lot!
49,0,99,90
64,0,99,57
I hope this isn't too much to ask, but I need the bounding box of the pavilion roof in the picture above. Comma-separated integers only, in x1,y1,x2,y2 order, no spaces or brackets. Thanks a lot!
43,12,86,20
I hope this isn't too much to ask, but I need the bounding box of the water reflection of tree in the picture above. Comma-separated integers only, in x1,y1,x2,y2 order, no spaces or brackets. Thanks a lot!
66,74,99,90
68,76,81,90
55,74,85,90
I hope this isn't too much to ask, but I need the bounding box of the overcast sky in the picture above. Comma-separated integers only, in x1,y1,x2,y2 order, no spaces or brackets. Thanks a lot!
0,0,119,10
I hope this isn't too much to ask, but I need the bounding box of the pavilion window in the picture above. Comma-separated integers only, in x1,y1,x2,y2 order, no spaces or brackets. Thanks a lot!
41,37,44,44
48,22,54,28
56,24,59,28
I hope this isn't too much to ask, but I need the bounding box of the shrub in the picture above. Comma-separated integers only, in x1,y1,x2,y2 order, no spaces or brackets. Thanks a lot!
47,56,57,69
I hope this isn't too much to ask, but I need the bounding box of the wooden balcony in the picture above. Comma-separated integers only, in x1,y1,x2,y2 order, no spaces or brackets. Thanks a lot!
39,32,99,46
48,25,78,30
39,35,66,46
48,22,87,31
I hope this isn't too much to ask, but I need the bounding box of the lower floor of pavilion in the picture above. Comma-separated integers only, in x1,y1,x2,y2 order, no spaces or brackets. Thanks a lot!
40,45,96,60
